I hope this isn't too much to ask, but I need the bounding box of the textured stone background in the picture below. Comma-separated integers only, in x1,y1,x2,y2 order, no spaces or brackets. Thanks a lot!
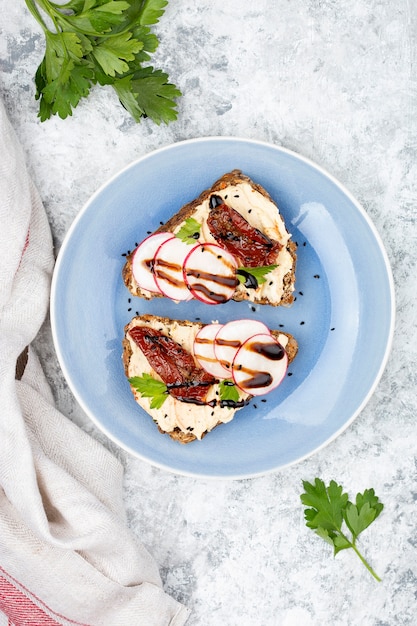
1,1,417,624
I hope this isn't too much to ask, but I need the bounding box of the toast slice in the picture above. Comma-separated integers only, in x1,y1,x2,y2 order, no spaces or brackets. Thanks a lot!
123,170,297,307
123,314,298,443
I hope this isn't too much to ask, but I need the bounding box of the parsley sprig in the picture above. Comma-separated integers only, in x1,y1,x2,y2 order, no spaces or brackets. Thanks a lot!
301,478,384,581
236,264,278,286
129,373,167,408
175,218,201,244
25,0,181,123
218,379,240,405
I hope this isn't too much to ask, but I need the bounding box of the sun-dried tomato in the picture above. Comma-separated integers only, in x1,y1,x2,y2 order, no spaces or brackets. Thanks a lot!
129,326,216,403
207,196,282,267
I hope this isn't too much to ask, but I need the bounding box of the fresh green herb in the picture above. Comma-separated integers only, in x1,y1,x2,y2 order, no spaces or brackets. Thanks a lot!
218,379,240,406
236,264,278,286
175,218,201,244
128,373,168,408
300,478,384,581
25,0,181,124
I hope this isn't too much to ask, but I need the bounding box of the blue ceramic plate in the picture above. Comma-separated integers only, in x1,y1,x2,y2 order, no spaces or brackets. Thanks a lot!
51,138,395,479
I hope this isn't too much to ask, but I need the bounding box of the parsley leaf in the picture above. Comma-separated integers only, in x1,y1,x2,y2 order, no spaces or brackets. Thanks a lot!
127,67,181,124
236,264,278,286
92,31,143,76
129,26,158,62
301,478,384,581
218,379,240,407
175,218,201,244
128,373,168,409
138,0,169,26
25,0,181,124
344,488,384,538
62,2,131,34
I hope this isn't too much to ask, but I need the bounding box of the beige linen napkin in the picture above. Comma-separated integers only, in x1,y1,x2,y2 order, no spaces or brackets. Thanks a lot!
0,100,189,626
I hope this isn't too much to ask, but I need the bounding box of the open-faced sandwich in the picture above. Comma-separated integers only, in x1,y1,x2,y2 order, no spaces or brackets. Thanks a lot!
123,313,298,443
122,170,297,307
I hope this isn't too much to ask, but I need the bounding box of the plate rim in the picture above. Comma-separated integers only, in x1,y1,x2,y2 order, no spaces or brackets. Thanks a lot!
50,136,396,479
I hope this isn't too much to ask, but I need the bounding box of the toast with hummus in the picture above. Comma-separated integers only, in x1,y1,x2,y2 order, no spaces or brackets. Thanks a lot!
123,313,298,443
122,170,297,307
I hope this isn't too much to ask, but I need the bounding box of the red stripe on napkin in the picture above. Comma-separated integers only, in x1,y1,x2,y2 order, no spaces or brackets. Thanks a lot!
15,228,30,276
0,567,89,626
22,229,30,258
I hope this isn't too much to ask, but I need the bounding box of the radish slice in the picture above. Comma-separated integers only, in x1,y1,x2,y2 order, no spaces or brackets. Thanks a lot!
193,323,230,379
214,319,271,373
154,237,198,301
132,232,174,293
232,333,288,396
183,243,238,305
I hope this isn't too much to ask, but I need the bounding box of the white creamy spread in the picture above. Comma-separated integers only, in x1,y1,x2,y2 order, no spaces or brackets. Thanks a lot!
174,181,294,303
127,318,289,439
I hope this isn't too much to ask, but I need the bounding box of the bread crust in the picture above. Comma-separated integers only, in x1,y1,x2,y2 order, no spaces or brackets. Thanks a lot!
122,170,297,307
123,313,298,444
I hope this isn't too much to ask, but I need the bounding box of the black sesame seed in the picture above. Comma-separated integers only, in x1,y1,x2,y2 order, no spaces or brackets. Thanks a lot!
253,403,257,409
279,324,284,328
224,194,228,199
234,194,240,198
261,398,267,403
128,298,131,303
121,252,127,257
136,311,139,315
303,241,307,246
128,307,132,312
299,291,303,296
147,231,152,234
314,274,320,279
288,372,293,376
195,317,201,321
248,209,252,213
300,321,305,325
159,221,164,225
331,327,335,331
251,306,256,312
269,281,273,286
